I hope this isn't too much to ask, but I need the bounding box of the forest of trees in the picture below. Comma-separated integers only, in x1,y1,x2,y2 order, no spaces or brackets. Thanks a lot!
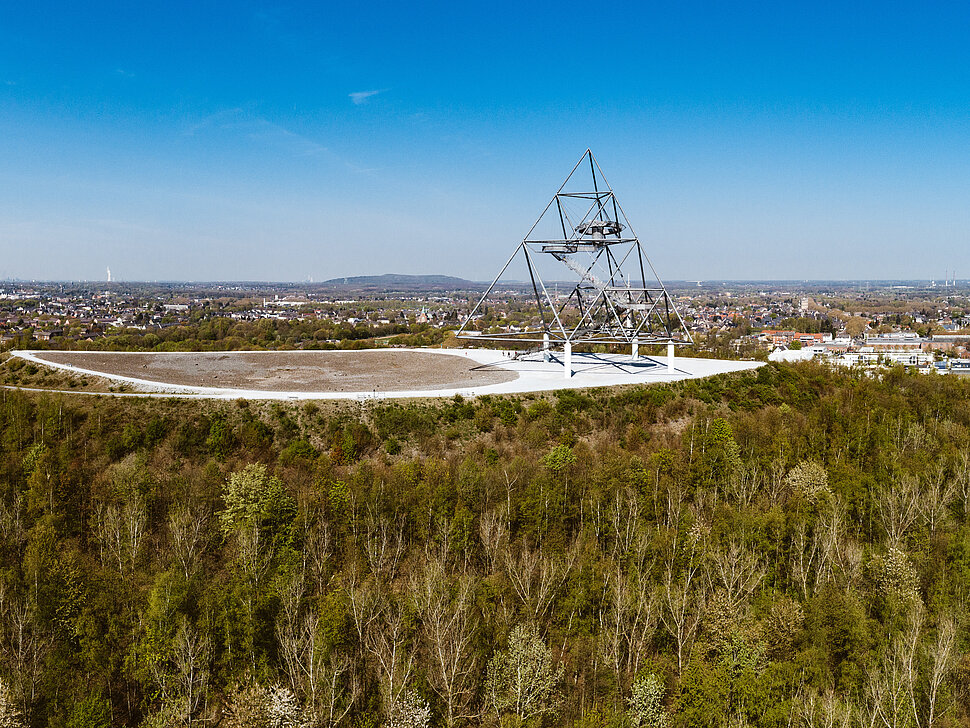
0,362,969,727
17,317,444,353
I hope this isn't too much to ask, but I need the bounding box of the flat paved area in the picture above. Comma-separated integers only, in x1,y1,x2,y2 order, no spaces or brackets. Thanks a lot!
16,349,762,400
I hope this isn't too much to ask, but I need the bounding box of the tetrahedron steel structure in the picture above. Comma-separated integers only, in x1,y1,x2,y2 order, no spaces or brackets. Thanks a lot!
458,149,692,347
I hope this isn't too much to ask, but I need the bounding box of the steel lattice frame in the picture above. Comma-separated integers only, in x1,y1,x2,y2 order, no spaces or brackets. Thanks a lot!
458,149,693,346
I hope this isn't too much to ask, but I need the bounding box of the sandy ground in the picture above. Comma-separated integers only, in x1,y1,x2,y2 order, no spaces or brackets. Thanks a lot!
34,350,516,392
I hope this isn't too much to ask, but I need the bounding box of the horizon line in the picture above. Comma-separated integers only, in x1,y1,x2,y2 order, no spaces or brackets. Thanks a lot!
0,277,966,287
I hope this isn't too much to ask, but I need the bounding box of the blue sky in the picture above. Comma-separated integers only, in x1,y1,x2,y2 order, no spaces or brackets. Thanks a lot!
2,1,970,282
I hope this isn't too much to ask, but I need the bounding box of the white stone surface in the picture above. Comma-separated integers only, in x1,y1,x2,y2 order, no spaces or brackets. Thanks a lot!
768,347,815,362
12,348,763,400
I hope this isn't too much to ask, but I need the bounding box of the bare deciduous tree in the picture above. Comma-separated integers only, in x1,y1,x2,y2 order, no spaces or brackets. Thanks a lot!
363,512,406,581
504,540,577,621
796,688,853,728
0,583,51,718
791,505,842,599
660,480,686,532
598,558,656,691
367,601,416,704
917,467,956,537
709,540,764,609
727,463,763,507
955,451,970,522
0,496,25,551
656,531,706,674
765,457,789,504
411,557,479,728
92,494,147,573
172,618,211,726
875,476,921,548
124,493,147,569
319,652,361,728
278,570,362,727
925,618,956,728
278,607,321,713
608,487,642,557
169,505,210,580
305,519,333,592
862,609,921,728
833,537,864,589
236,523,272,596
825,499,863,589
345,565,380,647
351,572,415,706
479,507,507,575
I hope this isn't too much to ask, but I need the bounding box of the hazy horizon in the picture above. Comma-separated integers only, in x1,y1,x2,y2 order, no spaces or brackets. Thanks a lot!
1,274,966,288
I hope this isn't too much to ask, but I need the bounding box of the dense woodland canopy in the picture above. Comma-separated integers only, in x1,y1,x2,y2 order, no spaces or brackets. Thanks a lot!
12,317,443,352
1,362,970,727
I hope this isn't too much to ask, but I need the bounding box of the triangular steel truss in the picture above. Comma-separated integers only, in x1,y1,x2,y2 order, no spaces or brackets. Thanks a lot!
458,149,692,346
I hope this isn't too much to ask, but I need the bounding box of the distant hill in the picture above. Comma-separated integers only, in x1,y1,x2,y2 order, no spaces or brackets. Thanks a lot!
321,274,482,290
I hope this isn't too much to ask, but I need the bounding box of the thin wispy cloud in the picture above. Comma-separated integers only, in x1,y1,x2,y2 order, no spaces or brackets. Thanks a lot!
183,107,245,136
114,68,135,78
182,107,327,157
349,89,383,105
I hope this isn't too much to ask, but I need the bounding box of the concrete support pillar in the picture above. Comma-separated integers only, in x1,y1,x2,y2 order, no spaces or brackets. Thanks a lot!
667,342,676,372
564,342,572,379
543,332,550,361
631,337,639,359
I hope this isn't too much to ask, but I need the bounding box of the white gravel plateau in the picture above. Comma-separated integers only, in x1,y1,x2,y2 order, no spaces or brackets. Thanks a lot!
12,348,763,400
